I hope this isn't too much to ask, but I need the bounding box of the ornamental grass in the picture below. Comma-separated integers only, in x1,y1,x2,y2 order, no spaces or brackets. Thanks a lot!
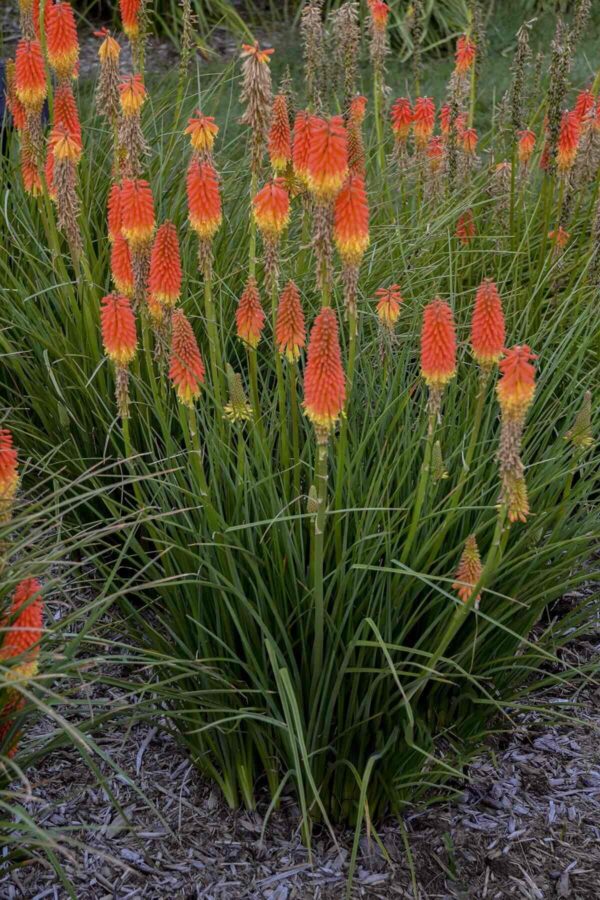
0,0,599,846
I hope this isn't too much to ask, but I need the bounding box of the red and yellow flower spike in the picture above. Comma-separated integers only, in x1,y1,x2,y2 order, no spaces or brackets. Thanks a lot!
426,136,444,172
391,97,413,143
556,110,580,172
51,124,82,164
107,183,123,242
454,34,476,76
53,84,82,149
452,536,483,606
548,225,569,249
185,111,219,156
120,179,155,248
268,94,292,174
412,97,435,150
368,0,389,31
517,129,536,165
0,429,19,522
461,127,478,156
333,174,370,267
22,146,43,196
497,345,537,422
169,309,206,407
186,160,222,240
470,279,506,368
574,88,594,127
96,27,120,64
119,0,141,39
15,39,46,111
420,298,457,389
111,234,134,297
241,41,274,65
252,179,291,238
1,578,43,667
148,222,182,309
292,111,314,185
119,74,146,116
100,293,137,366
303,306,346,434
46,2,79,80
236,277,266,349
307,115,348,203
5,60,27,131
276,281,306,363
375,284,403,329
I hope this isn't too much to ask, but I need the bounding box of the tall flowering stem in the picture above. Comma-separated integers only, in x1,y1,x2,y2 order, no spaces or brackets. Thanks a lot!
276,282,306,495
303,307,346,684
367,1,390,174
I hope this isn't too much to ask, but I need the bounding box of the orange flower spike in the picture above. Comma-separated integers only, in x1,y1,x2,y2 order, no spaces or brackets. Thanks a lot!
53,84,82,148
420,298,457,388
241,41,274,65
307,115,349,202
96,27,120,63
517,129,536,165
455,34,476,76
556,110,580,172
375,285,403,329
15,39,47,111
391,97,413,142
0,428,19,513
496,345,537,421
574,88,595,126
276,281,306,362
1,579,43,664
268,94,292,173
186,160,222,240
548,225,569,248
413,97,435,149
333,174,370,267
303,306,346,432
368,0,390,31
456,209,476,245
107,183,123,242
252,179,291,238
169,309,206,407
119,74,146,116
461,127,478,155
5,61,27,131
470,279,506,367
110,234,134,297
350,95,367,125
51,125,82,163
236,277,266,349
22,146,43,196
426,136,444,172
292,111,315,184
100,293,137,366
452,536,483,605
46,2,79,80
148,222,182,308
119,0,141,39
120,179,155,248
185,111,219,154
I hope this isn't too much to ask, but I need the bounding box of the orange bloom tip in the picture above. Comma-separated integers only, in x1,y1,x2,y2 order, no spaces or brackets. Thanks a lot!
46,2,79,79
22,153,43,196
303,306,346,430
186,160,222,239
517,129,536,164
119,74,146,115
15,40,47,110
110,234,134,297
1,578,43,660
452,535,482,605
349,95,368,124
241,42,274,64
333,174,370,266
497,345,537,419
461,127,478,155
307,115,348,202
268,94,292,173
548,226,569,248
574,88,595,125
108,183,123,242
53,84,82,148
275,281,306,362
0,428,19,505
369,0,390,30
100,293,137,365
292,111,315,184
96,29,121,63
148,222,182,306
413,97,436,147
470,279,505,367
236,277,265,349
120,179,155,247
426,136,444,171
455,34,476,75
185,112,219,153
420,298,457,388
375,284,403,328
119,0,141,38
556,110,580,171
169,309,205,406
391,97,413,141
252,179,291,237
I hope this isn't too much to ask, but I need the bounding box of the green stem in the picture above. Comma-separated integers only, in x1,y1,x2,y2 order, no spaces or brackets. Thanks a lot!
334,309,357,561
401,409,436,566
289,364,301,497
373,67,386,176
312,437,328,686
273,283,290,491
203,275,225,417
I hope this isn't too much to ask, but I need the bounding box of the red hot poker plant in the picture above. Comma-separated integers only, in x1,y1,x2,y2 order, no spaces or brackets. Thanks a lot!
303,306,346,436
169,309,206,407
46,2,79,81
470,279,506,369
276,281,306,363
